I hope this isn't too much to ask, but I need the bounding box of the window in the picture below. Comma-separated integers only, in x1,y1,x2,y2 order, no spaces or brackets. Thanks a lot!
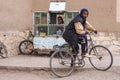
34,12,48,36
49,25,64,36
33,11,79,36
34,12,47,24
41,13,47,24
66,12,79,24
73,12,79,17
67,12,72,18
34,26,47,37
34,12,40,24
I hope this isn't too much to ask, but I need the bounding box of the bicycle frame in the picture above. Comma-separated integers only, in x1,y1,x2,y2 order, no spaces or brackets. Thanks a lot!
87,32,102,59
87,32,95,48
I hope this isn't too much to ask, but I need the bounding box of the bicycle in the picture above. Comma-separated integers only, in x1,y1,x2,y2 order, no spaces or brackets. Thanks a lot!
0,41,8,58
19,31,34,55
50,32,113,77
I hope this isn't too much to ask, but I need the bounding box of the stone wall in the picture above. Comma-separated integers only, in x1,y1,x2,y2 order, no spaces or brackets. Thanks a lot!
0,31,120,57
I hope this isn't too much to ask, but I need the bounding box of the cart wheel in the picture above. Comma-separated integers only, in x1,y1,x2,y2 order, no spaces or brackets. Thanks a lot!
19,40,33,55
0,41,8,58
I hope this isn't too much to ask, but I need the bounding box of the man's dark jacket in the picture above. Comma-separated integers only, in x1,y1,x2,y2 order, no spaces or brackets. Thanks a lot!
63,14,86,46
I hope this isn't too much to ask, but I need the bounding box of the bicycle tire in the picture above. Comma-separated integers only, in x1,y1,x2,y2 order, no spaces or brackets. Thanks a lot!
19,40,33,55
89,45,113,71
50,50,75,77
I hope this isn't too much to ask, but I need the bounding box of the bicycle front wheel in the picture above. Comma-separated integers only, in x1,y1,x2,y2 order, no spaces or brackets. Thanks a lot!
50,50,74,77
89,45,113,71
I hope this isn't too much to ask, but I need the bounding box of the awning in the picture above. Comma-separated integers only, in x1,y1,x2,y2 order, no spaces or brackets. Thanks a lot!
49,2,66,12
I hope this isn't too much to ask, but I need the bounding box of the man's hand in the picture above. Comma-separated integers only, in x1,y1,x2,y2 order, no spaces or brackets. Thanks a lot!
94,30,98,34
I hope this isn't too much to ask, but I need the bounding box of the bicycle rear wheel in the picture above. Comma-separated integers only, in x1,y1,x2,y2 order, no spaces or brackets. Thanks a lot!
89,45,113,71
50,50,74,77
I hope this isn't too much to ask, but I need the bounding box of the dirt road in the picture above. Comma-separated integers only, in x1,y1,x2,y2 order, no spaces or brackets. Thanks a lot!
0,66,119,80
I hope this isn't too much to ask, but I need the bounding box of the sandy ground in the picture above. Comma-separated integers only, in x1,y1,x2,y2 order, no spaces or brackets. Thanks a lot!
0,67,119,80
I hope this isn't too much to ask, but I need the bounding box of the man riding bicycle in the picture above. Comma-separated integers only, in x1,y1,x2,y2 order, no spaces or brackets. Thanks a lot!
63,8,97,60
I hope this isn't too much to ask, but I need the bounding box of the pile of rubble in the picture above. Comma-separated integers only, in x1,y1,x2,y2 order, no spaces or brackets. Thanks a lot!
0,31,26,56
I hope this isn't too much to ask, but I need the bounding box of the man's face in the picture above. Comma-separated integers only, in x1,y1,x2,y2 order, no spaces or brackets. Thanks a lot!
82,11,88,19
